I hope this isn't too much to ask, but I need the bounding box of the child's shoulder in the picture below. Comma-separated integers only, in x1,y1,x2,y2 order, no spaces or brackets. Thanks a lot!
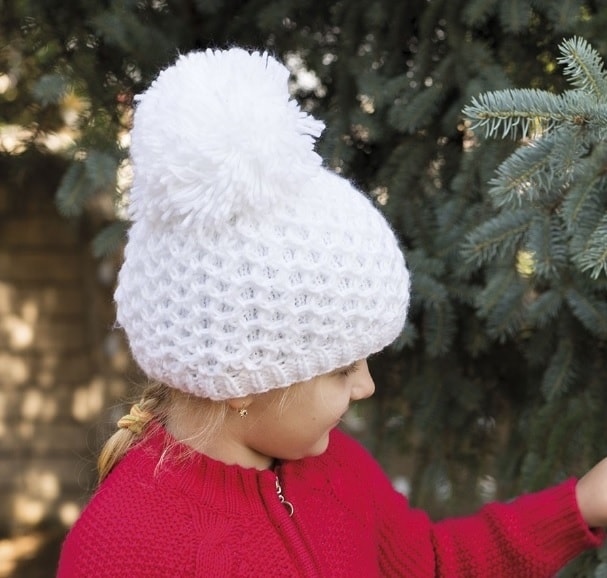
58,444,196,576
323,428,386,481
303,428,402,524
327,428,376,459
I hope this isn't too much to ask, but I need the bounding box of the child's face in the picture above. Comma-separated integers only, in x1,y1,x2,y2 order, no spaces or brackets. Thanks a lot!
239,359,375,464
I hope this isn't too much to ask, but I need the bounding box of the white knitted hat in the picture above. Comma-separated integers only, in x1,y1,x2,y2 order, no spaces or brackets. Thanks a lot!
115,47,410,400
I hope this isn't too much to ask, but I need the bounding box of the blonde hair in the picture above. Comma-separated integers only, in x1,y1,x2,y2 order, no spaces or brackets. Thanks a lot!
97,382,229,484
97,377,310,484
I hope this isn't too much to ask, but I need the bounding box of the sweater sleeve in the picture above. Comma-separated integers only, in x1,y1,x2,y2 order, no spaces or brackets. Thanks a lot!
376,477,604,577
430,479,604,577
330,431,604,577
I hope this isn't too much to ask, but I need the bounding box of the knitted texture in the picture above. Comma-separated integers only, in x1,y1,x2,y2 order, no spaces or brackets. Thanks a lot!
114,48,410,400
57,427,603,577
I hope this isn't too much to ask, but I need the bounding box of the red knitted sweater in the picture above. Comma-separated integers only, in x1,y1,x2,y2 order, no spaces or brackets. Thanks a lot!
57,425,603,577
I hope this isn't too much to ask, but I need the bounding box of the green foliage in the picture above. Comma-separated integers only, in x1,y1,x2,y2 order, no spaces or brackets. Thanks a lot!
31,73,69,106
541,337,576,401
558,36,607,96
463,37,607,284
91,219,130,258
459,36,607,574
499,0,533,33
576,213,607,278
56,150,119,217
465,89,592,139
462,209,532,265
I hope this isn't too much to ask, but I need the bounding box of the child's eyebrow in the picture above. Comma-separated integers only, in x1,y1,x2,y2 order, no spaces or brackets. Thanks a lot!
331,361,359,375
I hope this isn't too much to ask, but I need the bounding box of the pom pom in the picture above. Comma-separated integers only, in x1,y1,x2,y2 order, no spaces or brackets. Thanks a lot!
129,48,325,227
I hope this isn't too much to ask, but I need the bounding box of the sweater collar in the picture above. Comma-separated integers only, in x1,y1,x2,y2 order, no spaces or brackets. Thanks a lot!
131,423,284,515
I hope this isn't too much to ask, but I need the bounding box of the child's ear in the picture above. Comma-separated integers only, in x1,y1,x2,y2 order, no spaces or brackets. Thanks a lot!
226,396,253,412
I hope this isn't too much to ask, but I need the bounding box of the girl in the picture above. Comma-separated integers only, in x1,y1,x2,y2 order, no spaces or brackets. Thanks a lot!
57,47,606,577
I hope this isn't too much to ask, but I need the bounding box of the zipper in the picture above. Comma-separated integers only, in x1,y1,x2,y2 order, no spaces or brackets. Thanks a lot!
275,475,294,517
265,466,323,576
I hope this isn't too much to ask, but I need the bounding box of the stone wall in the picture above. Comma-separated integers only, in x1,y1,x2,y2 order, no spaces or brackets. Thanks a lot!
0,166,134,576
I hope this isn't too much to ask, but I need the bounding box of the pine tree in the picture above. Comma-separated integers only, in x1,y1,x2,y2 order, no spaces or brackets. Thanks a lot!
459,36,607,575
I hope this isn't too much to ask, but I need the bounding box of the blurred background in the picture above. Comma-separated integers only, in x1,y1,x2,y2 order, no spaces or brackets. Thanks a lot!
3,1,607,576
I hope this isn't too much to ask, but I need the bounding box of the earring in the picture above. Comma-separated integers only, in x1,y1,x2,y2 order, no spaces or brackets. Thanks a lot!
238,406,248,418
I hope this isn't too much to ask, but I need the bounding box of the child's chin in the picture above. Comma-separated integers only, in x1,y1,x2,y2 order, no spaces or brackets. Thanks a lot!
305,435,331,458
284,434,332,461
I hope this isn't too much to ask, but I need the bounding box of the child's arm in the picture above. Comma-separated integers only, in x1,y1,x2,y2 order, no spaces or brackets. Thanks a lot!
576,457,607,529
332,431,605,577
430,478,604,576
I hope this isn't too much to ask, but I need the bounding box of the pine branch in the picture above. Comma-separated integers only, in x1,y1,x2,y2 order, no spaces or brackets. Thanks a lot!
558,36,607,99
92,220,130,257
423,301,456,357
487,135,557,207
541,338,577,401
56,161,89,217
525,213,568,280
391,321,419,352
461,209,532,267
31,73,70,106
562,169,607,232
435,197,477,261
526,289,563,328
483,279,527,340
56,151,118,216
407,248,446,278
464,39,607,141
540,0,585,32
389,83,446,134
412,270,449,307
461,0,499,27
573,213,607,279
475,267,517,318
463,89,565,139
565,287,607,338
498,0,532,34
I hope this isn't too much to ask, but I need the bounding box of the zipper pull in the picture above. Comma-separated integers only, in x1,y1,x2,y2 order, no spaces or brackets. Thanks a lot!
275,476,294,517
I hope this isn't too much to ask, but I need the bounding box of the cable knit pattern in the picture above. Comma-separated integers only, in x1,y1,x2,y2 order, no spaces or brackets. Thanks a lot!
57,426,603,577
114,48,410,400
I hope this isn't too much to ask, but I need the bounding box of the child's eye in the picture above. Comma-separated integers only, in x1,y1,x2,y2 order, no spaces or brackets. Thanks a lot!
339,362,359,377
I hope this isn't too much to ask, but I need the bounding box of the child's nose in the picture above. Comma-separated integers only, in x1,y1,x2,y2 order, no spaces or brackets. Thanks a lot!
350,359,376,401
